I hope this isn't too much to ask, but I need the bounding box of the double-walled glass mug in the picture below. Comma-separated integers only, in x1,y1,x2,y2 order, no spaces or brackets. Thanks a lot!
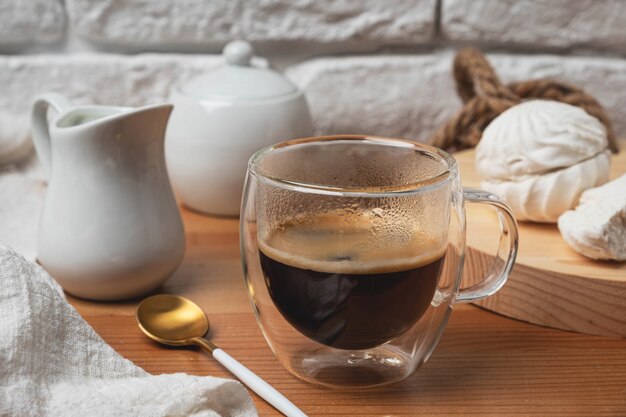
240,135,518,388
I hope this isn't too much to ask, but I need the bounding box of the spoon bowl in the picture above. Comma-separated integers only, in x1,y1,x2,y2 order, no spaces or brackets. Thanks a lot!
137,294,208,346
136,294,307,417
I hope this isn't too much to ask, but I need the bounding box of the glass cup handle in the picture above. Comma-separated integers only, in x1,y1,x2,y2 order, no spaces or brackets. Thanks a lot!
456,188,519,303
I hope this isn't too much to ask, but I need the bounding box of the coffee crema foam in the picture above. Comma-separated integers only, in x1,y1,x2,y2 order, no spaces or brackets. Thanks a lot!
258,211,447,275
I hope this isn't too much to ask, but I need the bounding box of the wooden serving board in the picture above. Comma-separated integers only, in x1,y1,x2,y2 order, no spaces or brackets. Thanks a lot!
457,142,626,337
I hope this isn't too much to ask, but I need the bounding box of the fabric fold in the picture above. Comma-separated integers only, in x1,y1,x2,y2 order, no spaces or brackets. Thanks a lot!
0,244,257,417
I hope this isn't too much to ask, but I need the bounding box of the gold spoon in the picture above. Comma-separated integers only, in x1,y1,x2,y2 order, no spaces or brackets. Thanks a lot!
136,294,306,417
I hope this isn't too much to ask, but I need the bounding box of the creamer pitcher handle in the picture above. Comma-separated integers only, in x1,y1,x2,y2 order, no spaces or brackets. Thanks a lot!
31,93,72,178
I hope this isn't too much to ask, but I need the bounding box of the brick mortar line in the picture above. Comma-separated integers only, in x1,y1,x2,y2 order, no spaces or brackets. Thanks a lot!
0,44,625,64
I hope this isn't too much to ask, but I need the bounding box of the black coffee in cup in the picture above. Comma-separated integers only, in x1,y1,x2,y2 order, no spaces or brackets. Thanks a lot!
259,212,446,350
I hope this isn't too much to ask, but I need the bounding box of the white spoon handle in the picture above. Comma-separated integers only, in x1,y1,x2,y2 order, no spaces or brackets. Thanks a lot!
212,348,307,417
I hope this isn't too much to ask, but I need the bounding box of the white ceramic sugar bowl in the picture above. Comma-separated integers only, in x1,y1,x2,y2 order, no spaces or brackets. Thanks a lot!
166,40,314,216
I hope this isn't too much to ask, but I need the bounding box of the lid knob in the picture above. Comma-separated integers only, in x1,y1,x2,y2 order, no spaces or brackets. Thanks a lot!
224,40,254,66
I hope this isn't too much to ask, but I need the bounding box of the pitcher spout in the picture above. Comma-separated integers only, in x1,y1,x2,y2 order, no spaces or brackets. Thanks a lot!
109,103,174,148
125,103,174,134
56,103,173,134
49,103,175,164
32,92,174,179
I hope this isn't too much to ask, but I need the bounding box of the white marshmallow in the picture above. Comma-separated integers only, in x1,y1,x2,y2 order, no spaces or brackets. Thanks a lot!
481,150,611,223
475,100,611,223
558,174,626,261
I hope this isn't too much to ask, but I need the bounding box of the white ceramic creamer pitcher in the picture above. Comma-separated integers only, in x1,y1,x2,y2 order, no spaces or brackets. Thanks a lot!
31,93,185,301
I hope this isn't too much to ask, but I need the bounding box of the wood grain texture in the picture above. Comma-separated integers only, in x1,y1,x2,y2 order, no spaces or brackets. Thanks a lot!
82,309,626,417
457,142,626,337
68,207,626,416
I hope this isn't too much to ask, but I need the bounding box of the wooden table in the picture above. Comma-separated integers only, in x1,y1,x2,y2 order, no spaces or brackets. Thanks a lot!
69,208,626,416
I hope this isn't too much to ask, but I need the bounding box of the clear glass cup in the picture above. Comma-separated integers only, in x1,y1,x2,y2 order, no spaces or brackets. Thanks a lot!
240,135,518,388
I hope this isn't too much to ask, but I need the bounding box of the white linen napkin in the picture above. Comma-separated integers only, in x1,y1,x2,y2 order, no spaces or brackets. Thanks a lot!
0,244,258,417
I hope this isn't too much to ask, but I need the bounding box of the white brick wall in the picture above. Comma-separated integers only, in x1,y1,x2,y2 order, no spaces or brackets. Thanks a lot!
286,54,457,141
0,0,625,154
0,0,65,47
442,0,626,51
0,54,220,149
3,51,624,150
65,0,436,47
287,53,626,142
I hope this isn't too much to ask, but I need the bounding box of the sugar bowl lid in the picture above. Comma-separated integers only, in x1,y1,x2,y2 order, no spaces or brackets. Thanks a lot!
178,40,298,100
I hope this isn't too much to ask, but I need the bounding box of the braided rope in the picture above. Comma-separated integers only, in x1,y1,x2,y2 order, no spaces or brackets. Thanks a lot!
431,48,619,153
